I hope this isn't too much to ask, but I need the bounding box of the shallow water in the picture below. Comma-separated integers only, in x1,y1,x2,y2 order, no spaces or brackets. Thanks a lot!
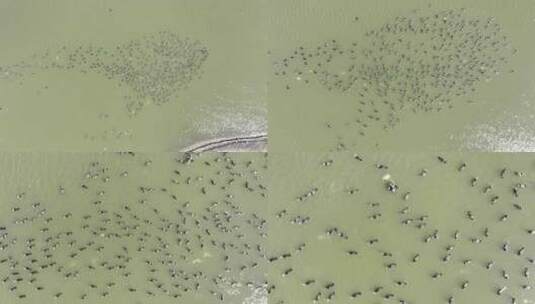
268,0,535,152
0,152,268,304
0,0,267,151
2,152,535,303
2,1,535,303
266,152,535,303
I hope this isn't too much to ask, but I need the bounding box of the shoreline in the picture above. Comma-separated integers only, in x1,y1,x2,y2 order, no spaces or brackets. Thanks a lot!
181,133,268,153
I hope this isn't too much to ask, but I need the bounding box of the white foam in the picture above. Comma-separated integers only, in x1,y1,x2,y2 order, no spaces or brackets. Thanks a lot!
192,101,267,138
242,286,268,304
456,113,535,152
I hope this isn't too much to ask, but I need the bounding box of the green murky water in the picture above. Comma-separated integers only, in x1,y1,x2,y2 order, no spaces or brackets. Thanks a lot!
0,0,267,151
1,1,535,303
268,0,535,152
0,152,268,304
1,152,535,303
266,152,535,304
2,0,535,151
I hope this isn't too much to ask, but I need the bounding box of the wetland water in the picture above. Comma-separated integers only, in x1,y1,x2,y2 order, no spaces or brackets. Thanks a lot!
1,1,535,304
0,0,267,152
267,152,535,304
0,152,269,304
1,0,535,152
268,0,535,152
1,152,535,304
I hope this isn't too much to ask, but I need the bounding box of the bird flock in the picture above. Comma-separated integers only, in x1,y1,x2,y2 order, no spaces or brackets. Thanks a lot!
0,31,208,115
0,152,534,304
266,153,535,304
273,8,515,147
0,4,532,304
0,152,268,303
